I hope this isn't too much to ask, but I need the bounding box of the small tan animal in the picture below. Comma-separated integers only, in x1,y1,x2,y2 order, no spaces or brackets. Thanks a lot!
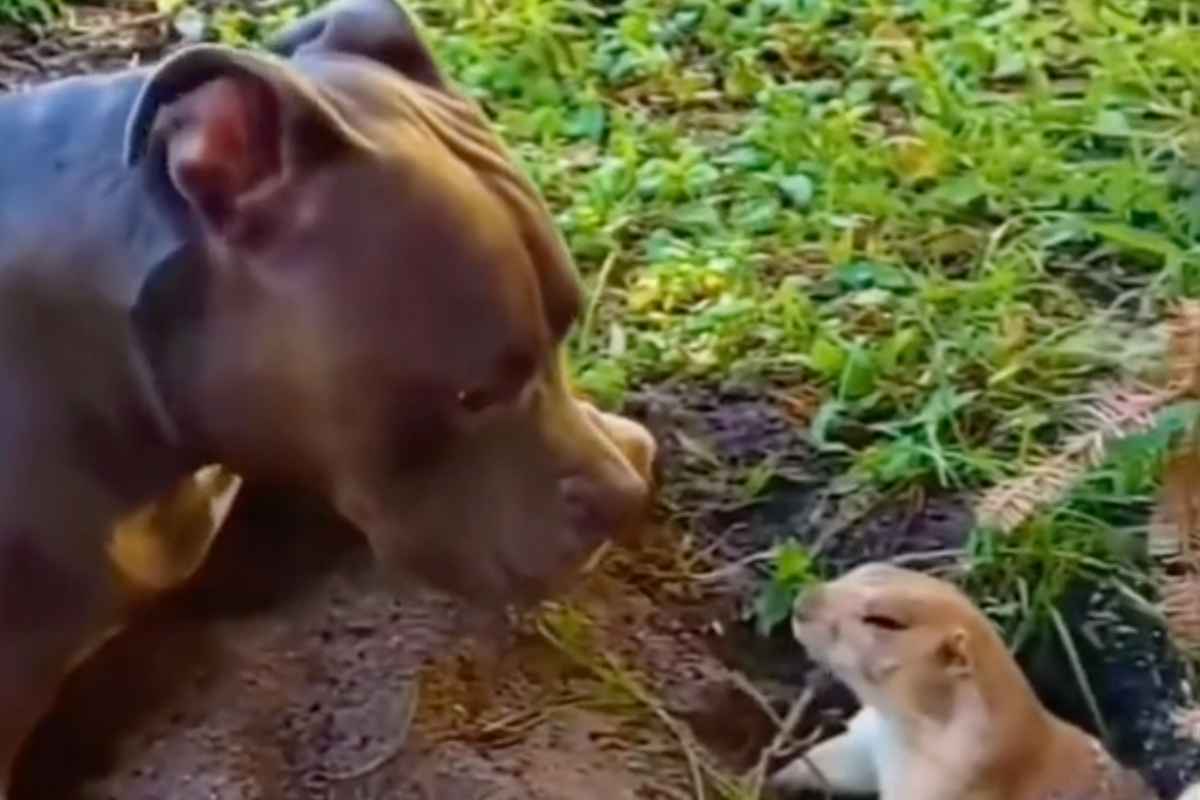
768,562,1198,800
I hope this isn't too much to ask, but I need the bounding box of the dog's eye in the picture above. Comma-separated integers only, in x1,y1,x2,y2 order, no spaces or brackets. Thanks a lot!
455,349,536,415
862,614,908,631
456,388,496,413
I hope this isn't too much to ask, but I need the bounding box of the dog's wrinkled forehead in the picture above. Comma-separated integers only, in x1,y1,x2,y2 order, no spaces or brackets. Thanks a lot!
309,56,585,341
124,0,585,344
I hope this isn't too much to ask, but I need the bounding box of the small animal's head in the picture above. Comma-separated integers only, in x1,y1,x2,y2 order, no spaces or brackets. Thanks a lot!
791,562,991,719
125,0,656,606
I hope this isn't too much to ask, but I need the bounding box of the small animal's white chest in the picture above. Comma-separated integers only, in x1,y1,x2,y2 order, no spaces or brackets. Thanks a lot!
865,709,975,800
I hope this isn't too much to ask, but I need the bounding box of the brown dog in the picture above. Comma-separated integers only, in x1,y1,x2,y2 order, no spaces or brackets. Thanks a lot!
767,563,1181,800
0,0,655,789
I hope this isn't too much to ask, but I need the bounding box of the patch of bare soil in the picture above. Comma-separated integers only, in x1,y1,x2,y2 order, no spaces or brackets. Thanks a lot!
12,485,771,800
0,2,171,89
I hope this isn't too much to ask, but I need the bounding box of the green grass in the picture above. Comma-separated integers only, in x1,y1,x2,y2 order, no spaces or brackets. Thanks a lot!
0,0,60,27
404,0,1200,487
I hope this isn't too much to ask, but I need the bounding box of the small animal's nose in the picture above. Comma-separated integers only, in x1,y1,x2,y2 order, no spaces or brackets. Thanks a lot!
560,467,650,541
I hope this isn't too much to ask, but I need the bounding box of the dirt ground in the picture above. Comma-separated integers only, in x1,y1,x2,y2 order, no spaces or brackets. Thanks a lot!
11,490,739,800
7,380,1200,799
4,5,1200,799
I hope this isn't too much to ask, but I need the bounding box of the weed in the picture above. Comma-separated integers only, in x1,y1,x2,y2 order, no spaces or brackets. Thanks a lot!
385,0,1196,497
750,539,819,636
0,0,60,28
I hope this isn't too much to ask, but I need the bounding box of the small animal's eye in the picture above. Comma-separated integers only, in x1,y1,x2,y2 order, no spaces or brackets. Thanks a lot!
862,614,908,631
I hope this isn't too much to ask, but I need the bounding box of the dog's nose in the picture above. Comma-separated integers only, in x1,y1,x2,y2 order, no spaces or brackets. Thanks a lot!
560,467,650,541
792,585,824,623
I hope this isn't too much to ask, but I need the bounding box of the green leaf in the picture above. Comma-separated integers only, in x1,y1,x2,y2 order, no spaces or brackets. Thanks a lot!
777,174,815,208
810,400,853,454
774,541,815,585
719,146,770,170
1109,400,1200,463
937,175,988,206
992,49,1026,79
753,541,816,636
1088,222,1182,263
863,436,926,484
743,457,778,499
1094,110,1132,137
839,345,877,400
566,104,608,141
731,197,783,233
753,579,795,637
573,360,628,409
1065,0,1105,33
879,327,923,370
835,261,913,292
808,337,846,379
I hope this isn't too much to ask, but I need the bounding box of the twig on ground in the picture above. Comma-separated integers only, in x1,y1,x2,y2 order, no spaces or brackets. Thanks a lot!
744,687,815,799
599,653,707,800
60,11,170,43
888,547,966,567
728,670,783,728
1049,608,1110,744
690,544,779,583
578,249,619,354
694,543,963,587
806,490,891,560
0,52,38,74
537,613,744,800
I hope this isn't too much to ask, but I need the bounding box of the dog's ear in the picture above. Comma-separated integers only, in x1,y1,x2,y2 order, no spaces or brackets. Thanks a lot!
267,0,446,90
124,45,371,241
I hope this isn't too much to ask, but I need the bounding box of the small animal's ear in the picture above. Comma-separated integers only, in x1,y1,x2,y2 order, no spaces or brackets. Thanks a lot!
124,45,371,240
937,627,973,678
267,0,446,90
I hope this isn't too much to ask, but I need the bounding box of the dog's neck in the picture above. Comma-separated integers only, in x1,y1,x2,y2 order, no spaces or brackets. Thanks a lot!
129,241,213,461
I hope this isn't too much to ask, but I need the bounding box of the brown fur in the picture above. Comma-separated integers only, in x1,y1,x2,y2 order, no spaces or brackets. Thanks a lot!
0,0,657,790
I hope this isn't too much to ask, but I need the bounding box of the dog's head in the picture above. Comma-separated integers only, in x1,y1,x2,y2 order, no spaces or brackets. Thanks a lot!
125,0,656,606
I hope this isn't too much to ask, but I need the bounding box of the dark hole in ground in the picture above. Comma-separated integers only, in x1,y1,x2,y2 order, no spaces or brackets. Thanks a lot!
1015,579,1200,798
